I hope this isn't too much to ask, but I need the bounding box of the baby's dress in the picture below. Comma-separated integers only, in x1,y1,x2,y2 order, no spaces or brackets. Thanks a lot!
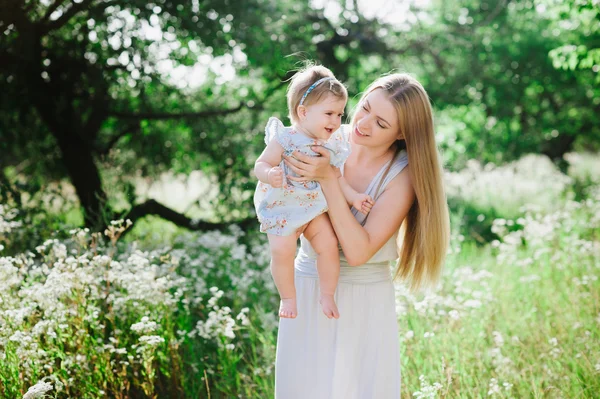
253,117,351,236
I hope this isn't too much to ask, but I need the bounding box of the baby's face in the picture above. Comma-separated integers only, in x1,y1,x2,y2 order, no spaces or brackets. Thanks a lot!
298,94,346,141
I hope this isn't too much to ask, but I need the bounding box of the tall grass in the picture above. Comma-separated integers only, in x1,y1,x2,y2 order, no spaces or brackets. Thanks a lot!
398,193,600,397
0,155,599,398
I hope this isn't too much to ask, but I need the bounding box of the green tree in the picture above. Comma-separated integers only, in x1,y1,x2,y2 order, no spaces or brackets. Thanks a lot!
396,0,599,170
1,0,597,234
0,0,396,232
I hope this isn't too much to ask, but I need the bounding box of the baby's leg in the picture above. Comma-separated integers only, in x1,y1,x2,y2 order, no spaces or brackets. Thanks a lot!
304,213,340,319
267,233,299,318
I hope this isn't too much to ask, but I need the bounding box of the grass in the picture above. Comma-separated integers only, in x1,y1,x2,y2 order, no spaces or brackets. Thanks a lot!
1,154,599,398
399,244,599,398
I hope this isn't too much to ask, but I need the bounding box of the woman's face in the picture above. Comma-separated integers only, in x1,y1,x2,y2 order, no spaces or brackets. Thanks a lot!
352,88,402,148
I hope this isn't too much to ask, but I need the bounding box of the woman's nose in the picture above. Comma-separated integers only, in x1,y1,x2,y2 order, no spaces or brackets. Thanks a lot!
357,117,371,133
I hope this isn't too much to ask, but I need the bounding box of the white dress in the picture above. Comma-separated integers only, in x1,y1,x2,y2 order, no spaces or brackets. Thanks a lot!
254,117,351,236
275,149,409,399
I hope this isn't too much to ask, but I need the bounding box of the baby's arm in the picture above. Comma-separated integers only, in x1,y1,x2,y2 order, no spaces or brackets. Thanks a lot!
334,168,374,215
255,140,286,188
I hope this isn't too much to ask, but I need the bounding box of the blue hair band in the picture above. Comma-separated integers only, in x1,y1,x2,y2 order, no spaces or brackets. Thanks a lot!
299,77,334,106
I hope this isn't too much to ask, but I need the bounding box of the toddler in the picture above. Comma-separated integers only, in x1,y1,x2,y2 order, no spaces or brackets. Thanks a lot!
254,65,374,319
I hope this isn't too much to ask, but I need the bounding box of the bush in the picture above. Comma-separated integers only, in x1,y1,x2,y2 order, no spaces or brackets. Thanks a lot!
0,219,277,398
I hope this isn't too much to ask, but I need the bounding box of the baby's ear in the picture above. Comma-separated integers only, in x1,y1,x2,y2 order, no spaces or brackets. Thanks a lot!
297,105,307,120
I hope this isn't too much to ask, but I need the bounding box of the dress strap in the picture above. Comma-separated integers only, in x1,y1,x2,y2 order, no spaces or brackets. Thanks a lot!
360,149,409,226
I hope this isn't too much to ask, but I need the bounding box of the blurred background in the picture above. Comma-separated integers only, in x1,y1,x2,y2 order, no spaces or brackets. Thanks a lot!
0,0,599,398
1,0,598,244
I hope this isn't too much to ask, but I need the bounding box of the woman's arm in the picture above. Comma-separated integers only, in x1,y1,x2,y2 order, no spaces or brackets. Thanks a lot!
254,140,285,187
285,148,414,266
320,168,413,265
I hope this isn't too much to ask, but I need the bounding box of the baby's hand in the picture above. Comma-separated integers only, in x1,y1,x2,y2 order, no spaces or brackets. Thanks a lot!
268,166,285,188
353,193,374,215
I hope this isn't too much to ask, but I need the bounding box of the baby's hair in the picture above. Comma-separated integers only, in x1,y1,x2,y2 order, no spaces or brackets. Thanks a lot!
286,64,348,124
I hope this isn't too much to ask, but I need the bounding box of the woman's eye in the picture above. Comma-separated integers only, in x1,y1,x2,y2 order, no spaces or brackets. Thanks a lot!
362,105,368,111
377,122,385,128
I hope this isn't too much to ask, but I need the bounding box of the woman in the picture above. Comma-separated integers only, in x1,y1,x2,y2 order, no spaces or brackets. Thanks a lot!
275,73,450,398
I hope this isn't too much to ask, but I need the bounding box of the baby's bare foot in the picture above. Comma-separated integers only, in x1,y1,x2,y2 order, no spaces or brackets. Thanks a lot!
320,294,339,319
279,298,297,318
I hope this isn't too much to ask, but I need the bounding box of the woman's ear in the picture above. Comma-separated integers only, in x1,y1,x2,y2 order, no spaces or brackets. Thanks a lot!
297,105,307,121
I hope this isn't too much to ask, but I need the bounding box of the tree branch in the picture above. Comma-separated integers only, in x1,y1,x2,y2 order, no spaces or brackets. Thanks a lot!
98,120,140,155
116,199,256,237
41,0,93,35
109,103,246,121
43,0,68,21
352,0,360,15
481,0,507,27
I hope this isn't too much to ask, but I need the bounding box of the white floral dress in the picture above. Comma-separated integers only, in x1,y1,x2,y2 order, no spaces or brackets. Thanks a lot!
253,117,351,236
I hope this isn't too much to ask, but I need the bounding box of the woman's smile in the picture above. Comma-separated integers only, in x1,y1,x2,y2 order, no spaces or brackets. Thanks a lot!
354,125,368,137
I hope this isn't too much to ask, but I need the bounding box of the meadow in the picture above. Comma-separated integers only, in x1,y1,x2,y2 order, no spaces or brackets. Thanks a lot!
1,152,599,399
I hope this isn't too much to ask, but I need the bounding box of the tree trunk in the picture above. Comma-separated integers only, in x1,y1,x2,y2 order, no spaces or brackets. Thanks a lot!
541,134,575,174
52,128,107,229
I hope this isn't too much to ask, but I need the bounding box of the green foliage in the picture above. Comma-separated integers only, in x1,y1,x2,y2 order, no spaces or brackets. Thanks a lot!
412,0,600,168
0,218,277,398
1,180,599,397
2,0,598,230
545,0,600,75
444,153,579,247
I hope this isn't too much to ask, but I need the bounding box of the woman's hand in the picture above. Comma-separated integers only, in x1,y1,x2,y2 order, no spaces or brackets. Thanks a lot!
283,146,335,182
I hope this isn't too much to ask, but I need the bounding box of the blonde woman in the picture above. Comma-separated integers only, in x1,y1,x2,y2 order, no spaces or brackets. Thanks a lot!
275,73,450,398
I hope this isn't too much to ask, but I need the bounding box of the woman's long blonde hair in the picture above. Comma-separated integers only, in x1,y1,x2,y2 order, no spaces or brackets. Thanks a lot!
360,73,450,291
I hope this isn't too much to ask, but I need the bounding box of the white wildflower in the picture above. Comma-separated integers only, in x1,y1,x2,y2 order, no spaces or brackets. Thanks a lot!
236,308,250,326
413,375,443,399
448,310,460,320
492,331,504,347
131,316,158,334
23,380,53,399
487,378,500,395
138,335,165,347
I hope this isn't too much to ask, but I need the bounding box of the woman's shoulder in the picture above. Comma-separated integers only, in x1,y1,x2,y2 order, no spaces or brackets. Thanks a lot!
381,149,410,192
391,149,409,177
395,148,409,165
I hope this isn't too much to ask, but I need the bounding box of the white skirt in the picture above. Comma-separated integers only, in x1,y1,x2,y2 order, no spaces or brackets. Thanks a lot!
275,255,401,399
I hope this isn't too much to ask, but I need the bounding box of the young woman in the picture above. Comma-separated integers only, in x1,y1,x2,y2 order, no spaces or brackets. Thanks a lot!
275,73,450,398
